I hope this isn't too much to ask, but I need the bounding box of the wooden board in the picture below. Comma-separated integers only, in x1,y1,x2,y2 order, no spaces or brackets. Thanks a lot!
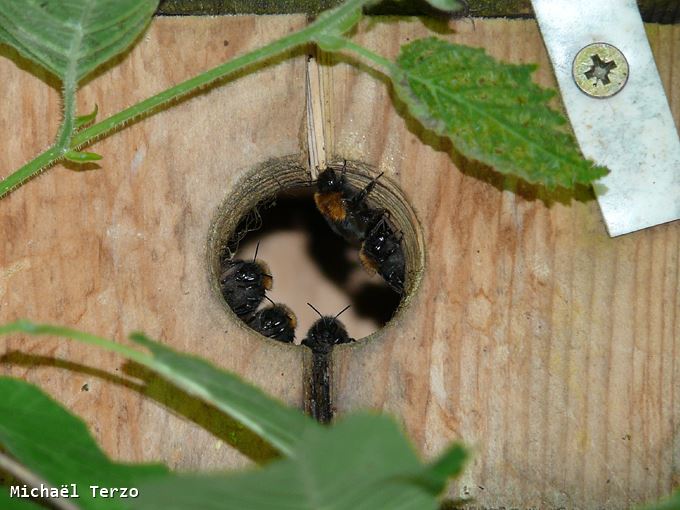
0,16,309,470
0,13,678,510
329,19,680,509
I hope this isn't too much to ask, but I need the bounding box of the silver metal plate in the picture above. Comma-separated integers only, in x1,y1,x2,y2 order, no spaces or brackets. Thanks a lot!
531,0,680,237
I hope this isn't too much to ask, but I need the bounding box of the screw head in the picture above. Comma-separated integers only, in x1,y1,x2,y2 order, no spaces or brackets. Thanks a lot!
572,42,629,98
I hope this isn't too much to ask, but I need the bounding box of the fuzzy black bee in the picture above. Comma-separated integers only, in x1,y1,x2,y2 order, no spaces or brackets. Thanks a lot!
359,216,405,294
314,161,385,246
248,297,297,343
302,303,354,424
219,243,272,318
302,303,354,354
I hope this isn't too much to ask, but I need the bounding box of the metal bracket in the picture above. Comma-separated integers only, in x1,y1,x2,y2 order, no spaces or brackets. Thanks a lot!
531,0,680,237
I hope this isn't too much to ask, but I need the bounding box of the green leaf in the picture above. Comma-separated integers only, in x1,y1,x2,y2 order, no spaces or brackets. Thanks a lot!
0,377,168,510
0,0,158,83
422,0,463,11
64,150,103,162
393,38,609,188
0,321,318,457
0,326,470,510
410,443,468,494
76,104,99,129
641,490,680,510
0,487,46,510
129,333,318,456
136,413,468,510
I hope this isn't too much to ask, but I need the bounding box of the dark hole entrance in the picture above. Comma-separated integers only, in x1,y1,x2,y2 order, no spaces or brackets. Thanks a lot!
207,156,424,345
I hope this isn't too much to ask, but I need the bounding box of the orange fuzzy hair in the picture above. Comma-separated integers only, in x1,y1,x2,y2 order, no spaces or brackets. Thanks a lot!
359,248,379,275
255,260,273,290
279,304,297,330
314,192,346,222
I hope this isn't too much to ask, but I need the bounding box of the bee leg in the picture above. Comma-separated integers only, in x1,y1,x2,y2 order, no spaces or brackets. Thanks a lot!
351,172,384,206
339,160,348,186
368,208,389,226
367,213,390,236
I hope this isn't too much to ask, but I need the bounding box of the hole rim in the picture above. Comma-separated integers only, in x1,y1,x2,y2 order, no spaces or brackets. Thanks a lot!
206,154,426,347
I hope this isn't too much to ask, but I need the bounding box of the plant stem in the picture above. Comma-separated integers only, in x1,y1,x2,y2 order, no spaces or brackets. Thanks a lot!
55,73,77,154
0,0,372,200
320,35,401,76
0,147,62,196
0,321,151,366
72,30,313,147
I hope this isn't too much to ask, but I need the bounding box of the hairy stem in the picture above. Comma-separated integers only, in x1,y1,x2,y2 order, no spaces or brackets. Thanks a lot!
318,35,401,75
0,0,372,200
55,73,77,154
0,148,62,196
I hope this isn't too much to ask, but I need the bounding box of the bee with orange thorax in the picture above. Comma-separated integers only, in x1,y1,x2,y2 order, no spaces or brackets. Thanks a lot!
219,243,273,318
313,162,385,246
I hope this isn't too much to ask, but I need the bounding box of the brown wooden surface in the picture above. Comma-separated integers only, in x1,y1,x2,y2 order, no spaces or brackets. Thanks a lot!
0,14,679,510
0,16,310,470
330,19,680,509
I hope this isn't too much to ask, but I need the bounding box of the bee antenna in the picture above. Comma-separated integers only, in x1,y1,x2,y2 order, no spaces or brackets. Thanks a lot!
367,172,385,187
264,295,275,306
253,241,260,262
307,302,323,319
335,305,351,319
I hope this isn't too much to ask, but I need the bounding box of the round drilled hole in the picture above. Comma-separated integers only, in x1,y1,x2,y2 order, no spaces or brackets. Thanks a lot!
207,156,425,344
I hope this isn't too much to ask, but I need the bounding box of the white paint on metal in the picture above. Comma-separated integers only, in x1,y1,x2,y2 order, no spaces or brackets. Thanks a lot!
531,0,680,237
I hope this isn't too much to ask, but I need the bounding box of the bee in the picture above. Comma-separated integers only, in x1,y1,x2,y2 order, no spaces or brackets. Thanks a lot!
302,303,354,354
359,216,405,294
219,243,272,318
248,296,297,343
314,161,385,245
302,303,354,424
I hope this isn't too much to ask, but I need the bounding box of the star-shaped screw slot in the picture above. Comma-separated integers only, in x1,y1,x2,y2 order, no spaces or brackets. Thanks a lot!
584,54,617,85
572,43,628,97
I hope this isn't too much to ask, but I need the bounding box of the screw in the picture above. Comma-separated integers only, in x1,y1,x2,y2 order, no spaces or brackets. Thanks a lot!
572,42,629,98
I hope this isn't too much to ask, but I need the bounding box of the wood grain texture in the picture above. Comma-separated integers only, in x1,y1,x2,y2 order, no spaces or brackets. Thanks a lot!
0,16,309,470
0,13,678,510
329,19,680,509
